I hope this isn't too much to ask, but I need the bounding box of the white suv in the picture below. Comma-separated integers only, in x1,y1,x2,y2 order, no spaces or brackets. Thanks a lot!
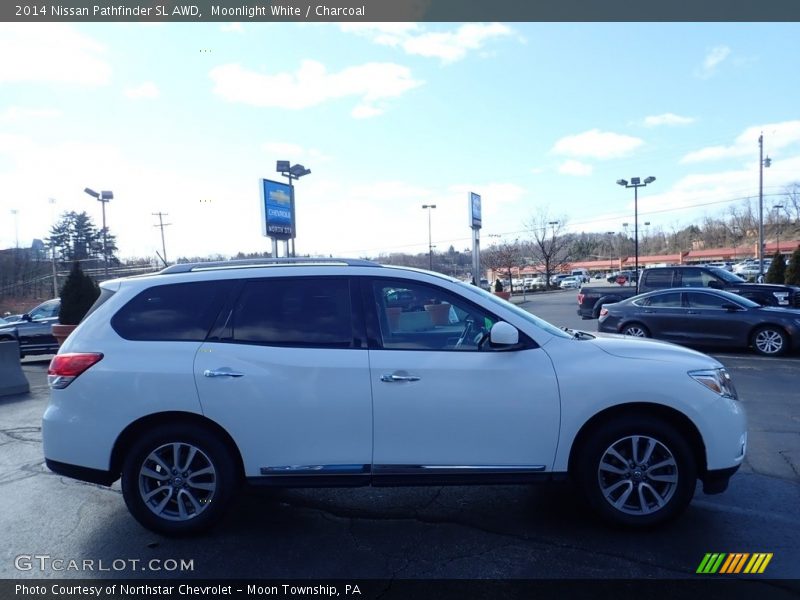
43,259,746,535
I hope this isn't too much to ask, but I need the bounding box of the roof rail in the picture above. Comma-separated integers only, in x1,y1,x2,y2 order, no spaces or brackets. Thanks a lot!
159,257,380,275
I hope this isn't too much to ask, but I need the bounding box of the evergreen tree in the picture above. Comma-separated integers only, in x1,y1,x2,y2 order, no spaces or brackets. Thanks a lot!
765,251,786,284
58,261,100,324
785,248,800,285
46,211,117,264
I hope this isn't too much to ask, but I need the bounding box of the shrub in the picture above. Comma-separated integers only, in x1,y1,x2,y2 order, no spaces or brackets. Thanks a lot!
764,251,786,284
786,248,800,285
58,262,100,325
494,279,503,292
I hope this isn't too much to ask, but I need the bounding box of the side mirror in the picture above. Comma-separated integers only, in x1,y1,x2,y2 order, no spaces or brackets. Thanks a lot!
21,314,32,322
707,280,723,289
490,321,519,346
721,303,741,311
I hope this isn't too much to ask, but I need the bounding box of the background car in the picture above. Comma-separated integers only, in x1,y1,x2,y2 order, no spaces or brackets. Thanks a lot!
598,288,800,356
559,276,582,289
0,299,61,357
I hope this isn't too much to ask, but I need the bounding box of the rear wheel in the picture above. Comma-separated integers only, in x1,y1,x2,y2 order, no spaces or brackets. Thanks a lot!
121,424,238,536
575,416,697,527
622,323,650,338
751,326,788,356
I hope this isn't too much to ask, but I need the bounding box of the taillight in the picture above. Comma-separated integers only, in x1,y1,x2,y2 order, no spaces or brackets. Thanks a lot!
599,308,608,317
577,293,584,304
48,353,104,389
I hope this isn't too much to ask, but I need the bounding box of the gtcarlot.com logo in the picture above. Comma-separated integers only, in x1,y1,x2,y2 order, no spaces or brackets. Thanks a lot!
696,552,773,575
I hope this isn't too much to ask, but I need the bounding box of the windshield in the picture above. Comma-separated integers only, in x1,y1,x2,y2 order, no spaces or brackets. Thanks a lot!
710,268,746,283
454,281,573,339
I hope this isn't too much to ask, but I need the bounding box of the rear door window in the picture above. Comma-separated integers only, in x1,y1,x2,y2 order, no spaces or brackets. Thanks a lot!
228,278,356,348
642,269,674,288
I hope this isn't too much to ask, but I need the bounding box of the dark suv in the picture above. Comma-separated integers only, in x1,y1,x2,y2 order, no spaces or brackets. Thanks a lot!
0,299,61,357
638,266,800,308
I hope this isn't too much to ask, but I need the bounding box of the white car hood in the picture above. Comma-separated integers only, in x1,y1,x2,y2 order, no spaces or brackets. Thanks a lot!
589,332,721,368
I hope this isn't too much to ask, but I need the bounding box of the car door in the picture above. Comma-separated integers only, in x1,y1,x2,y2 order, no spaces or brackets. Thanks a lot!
194,276,372,479
364,277,560,478
635,291,687,341
17,299,60,351
685,291,750,347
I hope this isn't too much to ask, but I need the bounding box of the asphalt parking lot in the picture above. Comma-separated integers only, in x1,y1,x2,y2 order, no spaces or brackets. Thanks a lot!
1,290,798,584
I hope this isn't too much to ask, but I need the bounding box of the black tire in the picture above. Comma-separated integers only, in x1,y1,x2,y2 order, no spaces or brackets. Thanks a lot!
621,322,650,338
121,424,238,536
574,416,697,527
751,326,788,357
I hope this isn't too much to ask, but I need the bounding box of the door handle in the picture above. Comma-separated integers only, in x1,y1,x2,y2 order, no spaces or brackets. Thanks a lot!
380,373,421,383
204,368,245,378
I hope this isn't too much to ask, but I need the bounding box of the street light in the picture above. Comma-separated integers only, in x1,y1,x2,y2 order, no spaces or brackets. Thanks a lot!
617,176,656,282
774,204,785,255
422,204,437,270
84,187,113,276
276,161,311,257
606,231,615,270
758,134,772,277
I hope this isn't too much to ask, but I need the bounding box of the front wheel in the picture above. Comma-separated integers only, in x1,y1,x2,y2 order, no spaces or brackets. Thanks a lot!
751,326,788,356
121,424,238,536
575,417,697,527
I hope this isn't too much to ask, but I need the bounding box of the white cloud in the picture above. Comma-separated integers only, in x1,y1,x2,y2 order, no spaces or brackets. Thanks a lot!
643,113,695,127
0,24,111,86
681,120,800,163
123,82,160,99
558,160,593,177
339,22,514,65
0,106,62,122
209,60,422,117
552,129,644,160
220,23,244,33
696,45,730,78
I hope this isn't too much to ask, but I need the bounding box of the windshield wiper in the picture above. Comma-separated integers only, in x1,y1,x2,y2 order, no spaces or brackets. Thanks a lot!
561,327,595,340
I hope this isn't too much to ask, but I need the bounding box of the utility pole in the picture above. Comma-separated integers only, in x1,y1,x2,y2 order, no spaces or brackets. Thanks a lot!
152,212,171,267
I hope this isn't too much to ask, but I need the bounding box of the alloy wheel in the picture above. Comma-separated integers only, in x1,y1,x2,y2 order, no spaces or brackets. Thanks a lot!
597,435,678,516
138,442,217,522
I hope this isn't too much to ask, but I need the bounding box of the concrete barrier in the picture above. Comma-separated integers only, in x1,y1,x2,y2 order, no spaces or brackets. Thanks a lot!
0,340,29,397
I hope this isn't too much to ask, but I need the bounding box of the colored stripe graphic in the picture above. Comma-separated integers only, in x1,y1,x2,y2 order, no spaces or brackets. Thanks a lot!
744,553,773,574
720,553,749,574
698,553,773,575
697,553,726,574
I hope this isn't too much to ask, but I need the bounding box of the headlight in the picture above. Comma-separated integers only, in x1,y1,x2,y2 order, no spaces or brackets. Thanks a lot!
689,368,738,400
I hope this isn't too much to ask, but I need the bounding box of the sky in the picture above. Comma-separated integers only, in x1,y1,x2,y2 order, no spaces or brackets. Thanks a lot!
1,21,800,262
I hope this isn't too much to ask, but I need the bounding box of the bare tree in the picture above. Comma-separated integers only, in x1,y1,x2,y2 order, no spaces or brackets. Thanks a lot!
482,240,526,293
525,210,571,289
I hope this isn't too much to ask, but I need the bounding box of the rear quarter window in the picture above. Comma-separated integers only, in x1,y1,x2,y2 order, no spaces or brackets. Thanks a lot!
111,280,233,341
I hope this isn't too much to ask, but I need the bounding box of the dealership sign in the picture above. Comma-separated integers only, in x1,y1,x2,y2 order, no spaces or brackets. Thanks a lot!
260,178,295,240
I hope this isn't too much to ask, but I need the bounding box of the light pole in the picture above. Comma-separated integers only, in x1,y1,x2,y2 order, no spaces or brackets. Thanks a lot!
643,221,651,256
617,176,656,282
422,204,437,270
758,134,772,277
606,231,615,270
84,187,113,276
10,209,19,248
276,161,311,257
731,225,740,262
48,198,58,297
774,204,785,256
